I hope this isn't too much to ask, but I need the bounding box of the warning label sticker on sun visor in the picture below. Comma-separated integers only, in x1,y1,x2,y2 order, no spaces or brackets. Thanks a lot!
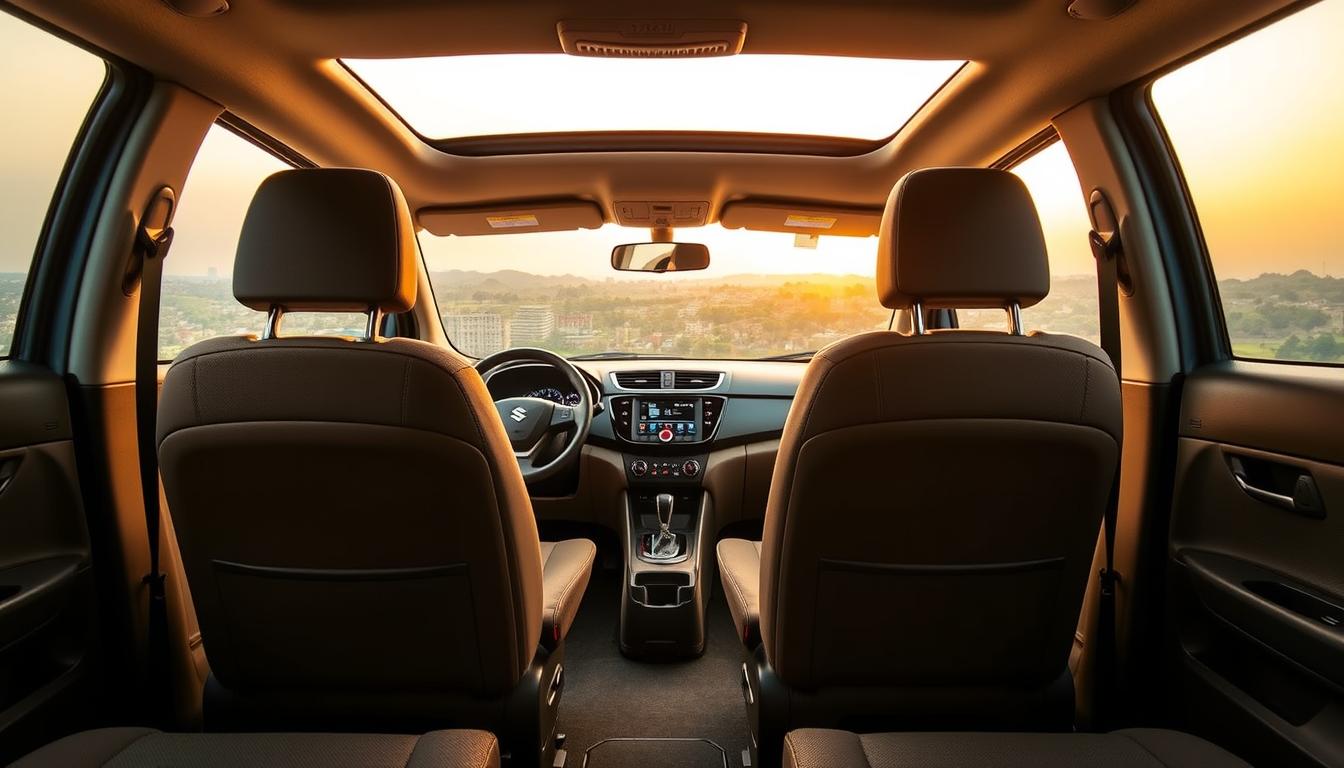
486,214,540,229
784,214,837,230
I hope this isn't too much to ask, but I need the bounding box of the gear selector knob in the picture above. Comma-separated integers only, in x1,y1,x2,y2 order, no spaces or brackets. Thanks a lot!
655,493,674,532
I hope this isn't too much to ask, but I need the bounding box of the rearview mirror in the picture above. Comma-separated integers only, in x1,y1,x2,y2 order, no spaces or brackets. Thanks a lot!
610,242,710,273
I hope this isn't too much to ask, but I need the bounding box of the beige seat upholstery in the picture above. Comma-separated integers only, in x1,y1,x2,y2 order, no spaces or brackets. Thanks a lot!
718,167,1122,765
156,168,593,766
539,540,597,646
12,727,500,767
782,728,1251,768
718,538,763,647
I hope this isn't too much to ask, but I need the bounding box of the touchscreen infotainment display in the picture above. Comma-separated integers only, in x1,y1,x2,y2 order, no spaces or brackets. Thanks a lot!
634,398,701,443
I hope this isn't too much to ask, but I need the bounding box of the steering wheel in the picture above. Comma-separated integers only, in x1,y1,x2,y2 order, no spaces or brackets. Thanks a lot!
475,347,594,485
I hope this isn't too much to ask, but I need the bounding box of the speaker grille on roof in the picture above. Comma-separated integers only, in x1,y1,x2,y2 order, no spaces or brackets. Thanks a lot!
558,20,747,59
574,41,732,58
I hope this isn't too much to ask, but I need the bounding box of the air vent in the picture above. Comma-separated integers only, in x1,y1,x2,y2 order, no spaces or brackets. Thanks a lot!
613,371,662,389
674,371,721,389
558,20,747,59
574,41,730,58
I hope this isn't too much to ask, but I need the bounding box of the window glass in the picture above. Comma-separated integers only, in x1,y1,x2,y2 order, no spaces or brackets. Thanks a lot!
346,55,963,141
0,12,105,356
1152,0,1344,363
420,225,889,359
959,141,1099,342
161,126,363,359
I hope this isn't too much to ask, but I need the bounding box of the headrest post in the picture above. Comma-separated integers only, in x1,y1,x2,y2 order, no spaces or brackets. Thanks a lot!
911,301,927,335
363,307,383,342
1007,302,1025,336
262,306,284,340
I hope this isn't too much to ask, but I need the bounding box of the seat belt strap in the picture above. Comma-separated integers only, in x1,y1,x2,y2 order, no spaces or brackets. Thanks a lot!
134,186,175,723
1088,189,1123,728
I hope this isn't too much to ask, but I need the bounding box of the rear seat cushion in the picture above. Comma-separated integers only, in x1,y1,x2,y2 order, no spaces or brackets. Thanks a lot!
717,538,763,648
12,728,501,767
783,728,1251,768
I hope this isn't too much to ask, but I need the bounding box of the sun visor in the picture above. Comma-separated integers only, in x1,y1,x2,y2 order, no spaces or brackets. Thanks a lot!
419,200,604,236
718,200,881,237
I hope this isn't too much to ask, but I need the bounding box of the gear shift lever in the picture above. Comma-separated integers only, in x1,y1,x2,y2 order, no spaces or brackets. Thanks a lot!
656,493,674,536
646,493,681,559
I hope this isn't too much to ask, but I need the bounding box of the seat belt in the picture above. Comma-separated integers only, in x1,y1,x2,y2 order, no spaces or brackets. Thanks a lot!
133,186,176,723
1088,189,1123,729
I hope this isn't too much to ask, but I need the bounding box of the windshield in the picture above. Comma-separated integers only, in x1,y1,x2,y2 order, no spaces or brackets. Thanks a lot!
419,225,891,359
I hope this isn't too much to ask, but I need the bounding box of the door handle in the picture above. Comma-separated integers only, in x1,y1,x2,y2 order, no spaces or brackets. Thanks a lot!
1231,471,1295,511
1228,455,1325,518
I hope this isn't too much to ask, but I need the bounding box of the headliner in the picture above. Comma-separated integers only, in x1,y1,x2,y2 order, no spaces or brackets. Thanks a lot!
10,0,1298,229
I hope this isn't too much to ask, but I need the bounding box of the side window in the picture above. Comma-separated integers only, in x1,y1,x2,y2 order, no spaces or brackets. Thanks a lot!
161,126,362,359
0,12,105,356
960,141,1099,343
1152,0,1343,364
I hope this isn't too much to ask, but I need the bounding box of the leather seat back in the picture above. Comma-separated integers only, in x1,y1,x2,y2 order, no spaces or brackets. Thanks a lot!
157,169,542,699
759,168,1122,695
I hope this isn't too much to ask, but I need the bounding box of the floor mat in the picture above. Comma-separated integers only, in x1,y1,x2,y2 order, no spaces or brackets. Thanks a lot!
558,570,749,767
581,738,728,768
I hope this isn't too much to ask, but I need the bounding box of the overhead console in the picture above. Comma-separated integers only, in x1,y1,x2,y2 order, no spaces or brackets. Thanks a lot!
613,200,709,228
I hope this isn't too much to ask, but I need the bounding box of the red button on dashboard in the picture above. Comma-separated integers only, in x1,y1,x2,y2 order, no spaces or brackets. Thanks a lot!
658,428,674,443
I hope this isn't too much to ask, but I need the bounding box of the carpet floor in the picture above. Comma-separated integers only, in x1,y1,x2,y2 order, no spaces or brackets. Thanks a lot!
558,568,749,768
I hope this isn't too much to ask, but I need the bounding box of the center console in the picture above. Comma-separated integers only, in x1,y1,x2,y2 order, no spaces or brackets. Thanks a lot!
611,393,724,659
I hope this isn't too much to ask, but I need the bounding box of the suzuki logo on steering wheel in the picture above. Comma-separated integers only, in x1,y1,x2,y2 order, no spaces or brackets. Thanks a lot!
509,406,528,423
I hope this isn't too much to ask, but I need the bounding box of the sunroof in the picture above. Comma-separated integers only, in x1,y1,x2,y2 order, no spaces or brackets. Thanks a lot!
343,54,965,142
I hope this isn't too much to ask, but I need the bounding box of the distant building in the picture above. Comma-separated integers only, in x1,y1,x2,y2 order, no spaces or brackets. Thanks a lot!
556,312,593,334
511,305,555,345
443,313,508,356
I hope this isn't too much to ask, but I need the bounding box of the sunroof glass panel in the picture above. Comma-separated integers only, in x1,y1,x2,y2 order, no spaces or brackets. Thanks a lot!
343,54,965,141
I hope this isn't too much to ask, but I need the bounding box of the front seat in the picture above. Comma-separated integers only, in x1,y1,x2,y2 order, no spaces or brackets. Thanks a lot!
156,168,595,768
717,167,1123,766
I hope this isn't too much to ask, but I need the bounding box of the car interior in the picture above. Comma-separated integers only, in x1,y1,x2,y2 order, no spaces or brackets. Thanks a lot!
0,1,1341,767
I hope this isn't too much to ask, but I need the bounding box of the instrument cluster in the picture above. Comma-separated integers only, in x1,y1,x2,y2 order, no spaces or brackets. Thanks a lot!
527,387,582,407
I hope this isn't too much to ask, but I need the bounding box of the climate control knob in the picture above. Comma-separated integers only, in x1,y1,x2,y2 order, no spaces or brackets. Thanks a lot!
630,460,648,477
681,459,701,478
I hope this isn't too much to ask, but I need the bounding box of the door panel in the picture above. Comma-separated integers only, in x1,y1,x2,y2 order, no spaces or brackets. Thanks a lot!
0,362,96,762
1169,361,1344,768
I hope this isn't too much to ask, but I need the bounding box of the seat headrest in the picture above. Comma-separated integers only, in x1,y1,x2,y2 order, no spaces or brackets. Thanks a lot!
234,168,417,313
876,167,1050,310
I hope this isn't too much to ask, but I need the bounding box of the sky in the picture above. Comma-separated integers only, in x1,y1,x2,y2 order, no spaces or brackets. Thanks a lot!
2,0,1341,283
1151,0,1344,280
0,12,105,275
345,54,964,141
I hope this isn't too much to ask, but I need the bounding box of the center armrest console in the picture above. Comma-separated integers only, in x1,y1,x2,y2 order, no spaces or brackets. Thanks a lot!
619,452,714,659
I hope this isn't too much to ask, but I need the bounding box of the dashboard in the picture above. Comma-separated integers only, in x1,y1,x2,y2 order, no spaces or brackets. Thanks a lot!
482,357,804,507
482,358,805,452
